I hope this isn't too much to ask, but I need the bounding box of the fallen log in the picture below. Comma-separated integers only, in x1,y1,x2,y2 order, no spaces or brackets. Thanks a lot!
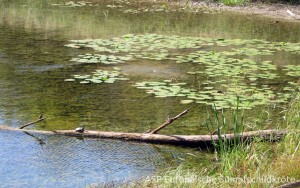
0,125,286,147
278,180,300,188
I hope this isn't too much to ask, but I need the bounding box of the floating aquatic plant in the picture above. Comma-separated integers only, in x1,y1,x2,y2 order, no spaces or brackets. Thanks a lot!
66,69,129,84
133,81,193,98
105,0,210,14
65,34,300,60
65,34,300,109
69,54,133,64
283,65,300,77
51,1,94,7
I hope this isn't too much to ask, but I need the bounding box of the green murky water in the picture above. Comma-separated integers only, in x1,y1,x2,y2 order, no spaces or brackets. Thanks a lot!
0,0,299,187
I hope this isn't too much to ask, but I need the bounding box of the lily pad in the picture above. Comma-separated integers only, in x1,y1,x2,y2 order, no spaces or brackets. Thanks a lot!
180,100,194,104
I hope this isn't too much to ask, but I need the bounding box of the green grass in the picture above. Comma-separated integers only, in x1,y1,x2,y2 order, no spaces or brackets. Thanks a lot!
205,97,245,156
127,94,300,188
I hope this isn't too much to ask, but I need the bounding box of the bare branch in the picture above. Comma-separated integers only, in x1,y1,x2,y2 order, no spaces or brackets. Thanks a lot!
149,109,189,134
19,114,46,129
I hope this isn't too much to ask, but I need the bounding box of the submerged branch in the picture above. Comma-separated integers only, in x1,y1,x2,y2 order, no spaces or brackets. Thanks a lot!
23,131,45,145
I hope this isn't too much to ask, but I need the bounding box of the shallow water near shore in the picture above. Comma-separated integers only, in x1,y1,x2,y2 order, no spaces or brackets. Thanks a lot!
0,0,299,187
0,131,168,187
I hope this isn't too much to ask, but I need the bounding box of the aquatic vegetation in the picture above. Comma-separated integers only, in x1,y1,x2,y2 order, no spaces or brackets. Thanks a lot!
133,81,192,98
105,0,209,14
180,100,194,104
51,1,94,7
134,78,278,110
69,54,133,64
66,69,129,84
65,34,300,109
106,4,123,8
65,34,300,58
232,47,275,56
283,65,300,77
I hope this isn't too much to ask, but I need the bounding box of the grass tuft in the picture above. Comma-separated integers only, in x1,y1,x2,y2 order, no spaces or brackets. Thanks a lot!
205,96,245,155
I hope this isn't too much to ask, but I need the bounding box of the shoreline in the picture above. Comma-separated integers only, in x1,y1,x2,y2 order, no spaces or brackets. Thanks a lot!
175,1,300,22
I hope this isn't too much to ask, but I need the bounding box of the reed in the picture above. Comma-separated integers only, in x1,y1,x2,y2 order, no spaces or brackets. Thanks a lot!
205,96,245,155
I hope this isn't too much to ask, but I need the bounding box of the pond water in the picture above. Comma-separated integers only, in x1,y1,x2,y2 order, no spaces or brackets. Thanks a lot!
0,130,168,187
0,0,299,187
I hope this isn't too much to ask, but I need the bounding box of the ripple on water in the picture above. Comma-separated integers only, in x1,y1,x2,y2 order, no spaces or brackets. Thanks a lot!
0,130,167,187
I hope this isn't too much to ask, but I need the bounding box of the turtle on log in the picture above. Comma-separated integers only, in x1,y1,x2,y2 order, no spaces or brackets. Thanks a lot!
75,126,85,133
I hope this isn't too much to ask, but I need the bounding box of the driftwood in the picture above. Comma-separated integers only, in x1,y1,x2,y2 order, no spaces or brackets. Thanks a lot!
0,125,286,147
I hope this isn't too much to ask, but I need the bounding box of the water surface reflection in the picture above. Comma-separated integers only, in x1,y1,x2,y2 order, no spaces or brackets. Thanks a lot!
0,130,168,187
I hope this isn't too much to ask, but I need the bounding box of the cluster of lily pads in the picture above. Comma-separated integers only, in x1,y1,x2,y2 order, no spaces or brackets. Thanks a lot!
121,7,214,14
106,4,124,8
65,34,300,58
105,0,217,14
69,53,133,64
65,34,300,109
133,81,190,97
283,65,300,77
51,1,94,7
65,69,129,84
133,79,283,109
173,51,278,80
122,7,169,14
51,0,207,13
169,50,297,108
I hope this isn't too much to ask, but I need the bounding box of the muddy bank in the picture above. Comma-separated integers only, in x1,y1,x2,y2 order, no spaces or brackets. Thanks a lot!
89,0,300,21
177,1,300,21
